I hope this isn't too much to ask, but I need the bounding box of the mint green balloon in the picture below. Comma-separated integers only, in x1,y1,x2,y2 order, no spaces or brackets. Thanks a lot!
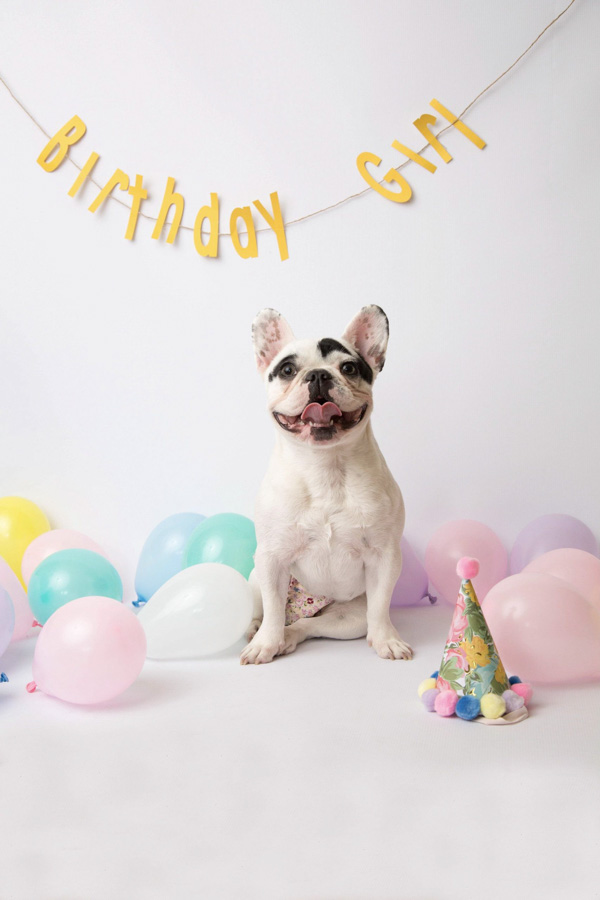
183,513,256,579
28,549,123,625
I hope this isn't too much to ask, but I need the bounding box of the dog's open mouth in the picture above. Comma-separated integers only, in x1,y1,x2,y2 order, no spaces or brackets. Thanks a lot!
273,401,368,437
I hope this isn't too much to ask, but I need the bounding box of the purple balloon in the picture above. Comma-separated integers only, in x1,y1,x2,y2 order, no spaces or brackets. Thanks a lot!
0,586,15,659
510,514,599,574
391,537,436,607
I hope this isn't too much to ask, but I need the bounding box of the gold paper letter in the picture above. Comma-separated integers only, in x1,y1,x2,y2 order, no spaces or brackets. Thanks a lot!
356,151,412,202
413,101,486,164
413,114,453,163
88,168,130,212
253,192,288,262
151,177,184,244
68,152,100,197
429,99,486,149
230,207,258,259
125,175,148,240
391,141,437,173
193,193,220,258
37,115,87,172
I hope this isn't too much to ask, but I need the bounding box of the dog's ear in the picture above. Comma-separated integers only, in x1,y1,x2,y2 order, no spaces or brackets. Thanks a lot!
342,305,389,373
252,308,296,375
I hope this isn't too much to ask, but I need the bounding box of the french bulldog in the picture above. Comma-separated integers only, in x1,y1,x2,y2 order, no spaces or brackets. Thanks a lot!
240,305,413,665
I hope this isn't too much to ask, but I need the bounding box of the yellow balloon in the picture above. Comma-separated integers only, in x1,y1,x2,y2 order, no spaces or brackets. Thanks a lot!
0,496,51,586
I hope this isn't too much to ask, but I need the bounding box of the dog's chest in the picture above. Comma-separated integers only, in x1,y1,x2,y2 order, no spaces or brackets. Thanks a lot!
297,503,370,555
290,480,389,600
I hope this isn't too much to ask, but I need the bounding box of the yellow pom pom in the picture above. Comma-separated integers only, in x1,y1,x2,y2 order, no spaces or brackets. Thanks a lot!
418,678,437,698
480,693,507,719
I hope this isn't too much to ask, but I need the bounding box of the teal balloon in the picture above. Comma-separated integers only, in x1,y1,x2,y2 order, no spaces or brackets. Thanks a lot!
28,549,123,625
183,513,256,579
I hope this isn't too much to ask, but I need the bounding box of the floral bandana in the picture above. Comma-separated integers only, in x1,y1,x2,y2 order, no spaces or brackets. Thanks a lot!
285,576,334,625
436,577,511,699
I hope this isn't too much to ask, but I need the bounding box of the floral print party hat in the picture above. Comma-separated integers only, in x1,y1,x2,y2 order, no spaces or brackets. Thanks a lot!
418,558,531,723
437,557,510,699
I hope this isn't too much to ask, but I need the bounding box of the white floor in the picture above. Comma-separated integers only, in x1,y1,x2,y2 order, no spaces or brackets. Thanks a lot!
1,604,599,900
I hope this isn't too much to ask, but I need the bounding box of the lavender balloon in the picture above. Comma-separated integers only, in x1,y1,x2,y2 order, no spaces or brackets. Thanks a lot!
510,514,599,574
0,586,15,658
391,537,435,607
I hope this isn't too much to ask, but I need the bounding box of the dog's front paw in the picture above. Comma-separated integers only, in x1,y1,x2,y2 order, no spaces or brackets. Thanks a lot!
245,618,262,641
240,629,285,665
367,627,413,660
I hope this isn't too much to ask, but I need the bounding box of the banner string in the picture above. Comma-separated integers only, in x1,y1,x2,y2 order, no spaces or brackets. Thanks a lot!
0,0,577,238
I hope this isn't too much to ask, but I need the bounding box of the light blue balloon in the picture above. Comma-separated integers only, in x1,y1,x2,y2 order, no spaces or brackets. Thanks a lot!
0,586,15,659
28,549,123,625
134,512,206,605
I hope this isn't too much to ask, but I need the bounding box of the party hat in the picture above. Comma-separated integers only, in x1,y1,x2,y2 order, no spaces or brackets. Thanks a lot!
418,558,530,723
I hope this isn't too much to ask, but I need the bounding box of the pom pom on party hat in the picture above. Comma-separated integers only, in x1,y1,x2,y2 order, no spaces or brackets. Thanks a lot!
418,558,530,724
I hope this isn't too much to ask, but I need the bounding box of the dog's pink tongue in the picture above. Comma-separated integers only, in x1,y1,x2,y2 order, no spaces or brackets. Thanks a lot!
301,402,342,424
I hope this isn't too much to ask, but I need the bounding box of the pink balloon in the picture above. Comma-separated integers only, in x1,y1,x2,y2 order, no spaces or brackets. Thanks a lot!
31,596,146,705
483,573,600,684
523,548,600,615
425,520,508,604
0,556,35,641
21,529,109,587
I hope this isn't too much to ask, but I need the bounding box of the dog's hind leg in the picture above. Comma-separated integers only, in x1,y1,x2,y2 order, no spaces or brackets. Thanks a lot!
281,595,368,655
246,568,264,640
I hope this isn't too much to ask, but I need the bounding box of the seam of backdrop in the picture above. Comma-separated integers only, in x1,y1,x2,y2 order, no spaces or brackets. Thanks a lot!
0,0,577,239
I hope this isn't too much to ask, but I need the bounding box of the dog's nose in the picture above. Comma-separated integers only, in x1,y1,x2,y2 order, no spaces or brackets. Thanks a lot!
305,368,333,384
305,368,334,401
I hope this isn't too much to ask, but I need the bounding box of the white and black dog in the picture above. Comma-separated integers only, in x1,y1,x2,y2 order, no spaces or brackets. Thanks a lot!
240,305,413,665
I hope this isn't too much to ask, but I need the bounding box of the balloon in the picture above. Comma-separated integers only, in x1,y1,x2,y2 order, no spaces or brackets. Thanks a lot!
135,512,206,604
30,596,146,705
483,573,600,684
0,587,15,658
28,549,123,625
510,514,599,574
138,563,253,659
183,513,256,579
21,529,109,587
0,556,35,641
391,537,433,607
0,496,51,585
523,548,600,615
425,520,508,604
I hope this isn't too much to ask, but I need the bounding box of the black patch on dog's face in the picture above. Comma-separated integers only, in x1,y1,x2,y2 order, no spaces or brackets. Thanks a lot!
311,425,336,441
317,338,347,357
352,354,374,384
268,354,298,382
317,337,373,385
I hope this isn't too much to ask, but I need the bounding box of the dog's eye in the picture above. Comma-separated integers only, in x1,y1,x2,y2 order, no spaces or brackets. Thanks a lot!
280,363,297,378
341,361,357,377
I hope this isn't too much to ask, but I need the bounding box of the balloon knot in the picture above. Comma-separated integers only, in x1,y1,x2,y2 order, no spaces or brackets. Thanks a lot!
0,672,8,683
426,593,438,605
132,597,147,608
26,681,37,693
32,620,43,628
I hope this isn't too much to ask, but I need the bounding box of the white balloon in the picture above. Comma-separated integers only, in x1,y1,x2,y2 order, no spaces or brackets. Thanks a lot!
137,563,253,659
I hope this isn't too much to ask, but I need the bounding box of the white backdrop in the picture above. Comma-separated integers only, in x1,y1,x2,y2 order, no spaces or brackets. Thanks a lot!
1,0,597,597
